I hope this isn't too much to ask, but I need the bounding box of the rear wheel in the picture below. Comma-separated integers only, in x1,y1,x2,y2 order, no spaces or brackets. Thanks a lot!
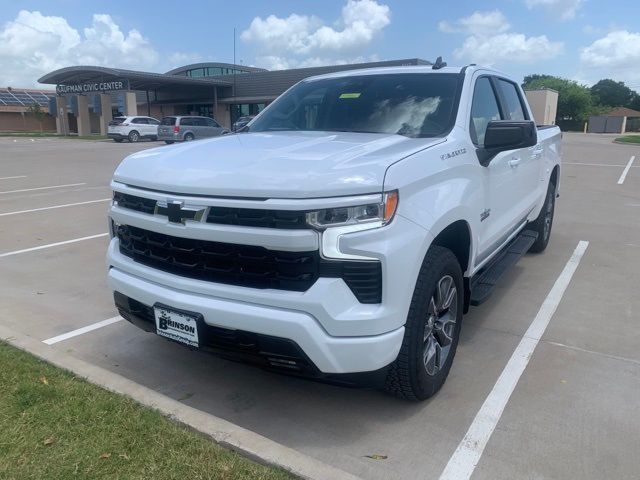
528,181,556,253
385,246,463,401
128,130,140,143
184,133,194,141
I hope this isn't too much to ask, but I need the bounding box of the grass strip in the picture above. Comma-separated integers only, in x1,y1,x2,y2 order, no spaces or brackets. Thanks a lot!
614,135,640,144
0,341,294,480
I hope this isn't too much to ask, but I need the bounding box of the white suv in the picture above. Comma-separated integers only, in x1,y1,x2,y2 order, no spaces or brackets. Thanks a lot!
108,116,160,143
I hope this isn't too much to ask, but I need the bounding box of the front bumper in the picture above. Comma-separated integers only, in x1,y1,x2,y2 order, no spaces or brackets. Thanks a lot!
108,264,404,375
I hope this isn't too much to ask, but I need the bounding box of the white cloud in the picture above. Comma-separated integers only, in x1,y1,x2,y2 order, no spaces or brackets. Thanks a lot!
0,10,158,87
438,10,510,36
579,30,640,84
524,0,584,21
241,0,390,70
454,33,564,65
440,10,563,66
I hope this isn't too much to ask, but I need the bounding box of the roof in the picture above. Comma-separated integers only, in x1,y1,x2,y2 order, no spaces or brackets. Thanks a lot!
165,62,267,75
213,58,432,101
0,87,55,107
38,66,232,90
606,107,640,117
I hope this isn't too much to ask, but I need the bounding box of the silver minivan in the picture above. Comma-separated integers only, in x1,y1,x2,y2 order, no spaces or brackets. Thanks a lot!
158,116,229,144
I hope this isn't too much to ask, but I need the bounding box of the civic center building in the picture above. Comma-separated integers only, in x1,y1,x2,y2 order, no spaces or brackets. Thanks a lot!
0,59,430,135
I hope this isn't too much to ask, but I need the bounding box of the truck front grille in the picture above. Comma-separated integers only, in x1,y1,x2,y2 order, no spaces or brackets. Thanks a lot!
115,224,382,303
113,192,308,229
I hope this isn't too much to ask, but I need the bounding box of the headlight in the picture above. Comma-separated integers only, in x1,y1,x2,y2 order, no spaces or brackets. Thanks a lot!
306,191,399,230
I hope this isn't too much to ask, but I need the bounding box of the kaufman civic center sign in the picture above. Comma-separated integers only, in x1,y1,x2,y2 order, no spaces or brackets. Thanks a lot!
56,79,129,95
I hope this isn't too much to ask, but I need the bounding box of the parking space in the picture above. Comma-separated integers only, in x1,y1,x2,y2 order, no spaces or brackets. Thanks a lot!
1,132,639,479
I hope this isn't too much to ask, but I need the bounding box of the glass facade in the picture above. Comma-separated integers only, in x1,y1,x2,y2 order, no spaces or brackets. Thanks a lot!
184,67,252,78
230,103,265,125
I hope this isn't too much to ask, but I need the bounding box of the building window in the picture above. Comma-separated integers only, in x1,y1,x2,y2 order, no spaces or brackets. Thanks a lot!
230,103,265,125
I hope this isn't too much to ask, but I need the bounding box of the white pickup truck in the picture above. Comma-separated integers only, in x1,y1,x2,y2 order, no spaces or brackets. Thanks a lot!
107,64,561,400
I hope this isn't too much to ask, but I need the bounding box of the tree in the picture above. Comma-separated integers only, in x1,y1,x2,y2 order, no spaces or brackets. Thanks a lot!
25,102,47,134
523,75,594,123
590,79,636,108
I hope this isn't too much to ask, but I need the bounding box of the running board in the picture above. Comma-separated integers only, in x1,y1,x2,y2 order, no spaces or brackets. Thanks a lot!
470,230,538,306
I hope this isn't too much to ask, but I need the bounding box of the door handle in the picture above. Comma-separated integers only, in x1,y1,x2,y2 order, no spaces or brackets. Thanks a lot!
508,157,521,167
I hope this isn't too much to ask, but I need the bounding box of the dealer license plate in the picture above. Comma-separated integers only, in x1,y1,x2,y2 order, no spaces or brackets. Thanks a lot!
154,306,199,347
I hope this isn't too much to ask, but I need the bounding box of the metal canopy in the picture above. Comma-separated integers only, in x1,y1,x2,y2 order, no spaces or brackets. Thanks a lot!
38,66,232,92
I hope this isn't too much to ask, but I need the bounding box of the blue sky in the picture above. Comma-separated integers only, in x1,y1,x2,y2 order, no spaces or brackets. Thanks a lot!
1,0,639,90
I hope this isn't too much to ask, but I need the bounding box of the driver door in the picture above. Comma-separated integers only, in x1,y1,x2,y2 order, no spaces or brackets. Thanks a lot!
470,76,527,265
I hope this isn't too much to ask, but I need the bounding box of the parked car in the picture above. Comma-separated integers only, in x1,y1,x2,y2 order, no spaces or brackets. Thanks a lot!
107,116,160,143
108,64,561,400
232,115,255,131
157,116,229,144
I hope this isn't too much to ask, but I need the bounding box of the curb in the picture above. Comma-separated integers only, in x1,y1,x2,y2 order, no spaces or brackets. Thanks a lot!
0,324,362,480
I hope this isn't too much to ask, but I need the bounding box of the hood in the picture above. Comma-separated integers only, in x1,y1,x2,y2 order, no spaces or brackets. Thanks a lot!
113,131,443,198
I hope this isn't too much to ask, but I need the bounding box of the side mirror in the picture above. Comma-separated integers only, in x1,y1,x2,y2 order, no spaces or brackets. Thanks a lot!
478,120,537,166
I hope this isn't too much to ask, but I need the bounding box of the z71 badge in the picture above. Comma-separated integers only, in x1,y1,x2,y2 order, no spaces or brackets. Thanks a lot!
440,148,467,161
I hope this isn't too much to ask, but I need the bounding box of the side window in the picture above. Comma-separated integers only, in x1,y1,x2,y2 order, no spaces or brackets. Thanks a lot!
497,79,527,121
180,118,193,126
131,117,147,124
148,118,160,125
470,77,502,146
206,118,220,128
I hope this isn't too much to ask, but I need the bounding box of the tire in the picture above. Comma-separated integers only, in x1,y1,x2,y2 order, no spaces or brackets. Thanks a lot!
184,133,194,142
113,138,123,143
164,141,174,145
128,130,140,143
385,246,464,401
528,181,556,253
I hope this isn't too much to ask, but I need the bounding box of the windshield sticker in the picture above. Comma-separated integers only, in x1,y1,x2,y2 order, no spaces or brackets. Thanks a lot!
339,92,362,99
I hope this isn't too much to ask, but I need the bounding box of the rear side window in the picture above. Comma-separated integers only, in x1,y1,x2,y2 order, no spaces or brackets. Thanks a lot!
131,117,148,124
470,77,502,146
109,117,126,126
148,118,160,125
497,79,527,121
160,117,176,126
180,118,194,126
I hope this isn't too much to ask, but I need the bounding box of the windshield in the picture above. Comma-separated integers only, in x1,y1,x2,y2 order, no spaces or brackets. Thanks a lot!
248,73,462,138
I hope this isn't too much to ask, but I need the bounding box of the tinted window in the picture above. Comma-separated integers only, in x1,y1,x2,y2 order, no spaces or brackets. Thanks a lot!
470,77,502,146
131,118,148,124
160,117,176,126
204,118,219,127
249,73,462,138
497,79,526,121
180,118,194,126
148,118,160,125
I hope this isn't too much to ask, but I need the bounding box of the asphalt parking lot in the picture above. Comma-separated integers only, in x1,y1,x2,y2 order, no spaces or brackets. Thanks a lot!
1,133,639,480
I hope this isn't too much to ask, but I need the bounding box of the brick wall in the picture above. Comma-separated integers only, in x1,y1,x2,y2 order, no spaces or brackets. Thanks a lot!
0,112,57,132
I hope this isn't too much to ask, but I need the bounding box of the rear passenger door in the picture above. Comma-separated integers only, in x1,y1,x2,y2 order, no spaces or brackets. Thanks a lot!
147,117,160,138
180,118,194,139
494,78,542,215
470,76,527,264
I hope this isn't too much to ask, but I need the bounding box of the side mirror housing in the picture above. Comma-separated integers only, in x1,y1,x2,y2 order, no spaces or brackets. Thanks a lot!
477,120,537,166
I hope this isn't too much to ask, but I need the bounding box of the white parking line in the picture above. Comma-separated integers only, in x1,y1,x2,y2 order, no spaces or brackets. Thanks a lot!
0,198,110,217
564,162,637,167
439,240,589,480
617,156,636,184
0,175,27,180
0,182,86,195
42,316,123,345
0,233,108,258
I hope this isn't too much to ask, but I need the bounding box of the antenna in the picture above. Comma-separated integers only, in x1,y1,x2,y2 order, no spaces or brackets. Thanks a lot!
432,56,447,70
233,27,237,131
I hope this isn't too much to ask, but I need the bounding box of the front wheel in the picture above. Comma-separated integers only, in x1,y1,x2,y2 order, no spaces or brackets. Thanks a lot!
385,246,463,401
528,181,556,253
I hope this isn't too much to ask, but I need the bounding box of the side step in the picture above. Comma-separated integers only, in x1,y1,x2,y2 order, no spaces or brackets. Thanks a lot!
469,230,538,306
